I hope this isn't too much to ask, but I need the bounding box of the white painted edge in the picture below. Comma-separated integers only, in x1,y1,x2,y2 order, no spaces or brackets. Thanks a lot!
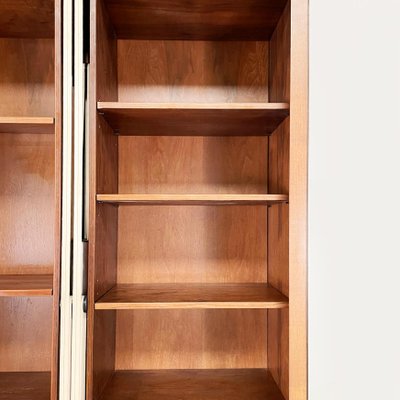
71,0,88,399
59,0,73,398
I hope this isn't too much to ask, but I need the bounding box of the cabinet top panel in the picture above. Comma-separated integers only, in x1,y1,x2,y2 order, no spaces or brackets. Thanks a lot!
103,0,288,40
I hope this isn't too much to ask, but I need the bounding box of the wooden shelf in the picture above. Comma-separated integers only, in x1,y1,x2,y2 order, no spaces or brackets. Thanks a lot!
97,102,289,136
0,274,53,297
99,369,285,400
0,372,50,400
0,117,54,134
97,194,288,205
0,1,54,38
95,283,288,310
103,0,288,40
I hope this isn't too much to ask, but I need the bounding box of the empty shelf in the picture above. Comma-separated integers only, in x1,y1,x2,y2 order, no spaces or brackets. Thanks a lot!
0,117,54,134
97,194,288,205
103,0,288,40
98,102,289,136
95,283,289,310
99,369,285,400
0,274,53,297
0,1,54,38
0,372,50,400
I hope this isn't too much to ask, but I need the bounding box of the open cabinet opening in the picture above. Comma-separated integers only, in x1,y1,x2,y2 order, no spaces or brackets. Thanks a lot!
88,0,306,399
0,1,61,399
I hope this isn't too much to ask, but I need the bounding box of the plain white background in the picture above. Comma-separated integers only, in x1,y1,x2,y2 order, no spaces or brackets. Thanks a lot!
309,0,400,398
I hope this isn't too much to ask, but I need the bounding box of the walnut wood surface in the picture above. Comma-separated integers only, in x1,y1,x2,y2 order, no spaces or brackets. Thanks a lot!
0,39,54,118
267,5,291,398
0,274,53,296
0,117,54,134
103,0,287,40
99,369,285,400
0,0,54,38
119,136,268,194
96,283,288,310
97,194,288,205
98,102,289,136
117,40,269,104
0,372,50,400
0,297,52,372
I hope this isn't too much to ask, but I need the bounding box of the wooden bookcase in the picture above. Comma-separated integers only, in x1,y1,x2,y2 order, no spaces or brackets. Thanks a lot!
87,1,308,400
0,1,62,399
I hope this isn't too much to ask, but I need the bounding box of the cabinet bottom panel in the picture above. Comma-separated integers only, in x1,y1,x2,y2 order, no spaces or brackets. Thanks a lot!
99,369,285,400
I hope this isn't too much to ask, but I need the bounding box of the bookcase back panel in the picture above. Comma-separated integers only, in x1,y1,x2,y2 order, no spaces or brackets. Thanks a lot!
117,206,268,284
0,39,54,117
117,40,269,103
118,136,268,194
0,297,52,372
0,133,55,274
115,309,268,370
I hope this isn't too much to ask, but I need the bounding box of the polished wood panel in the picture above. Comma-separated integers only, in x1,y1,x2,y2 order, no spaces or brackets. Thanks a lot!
268,309,289,400
267,5,291,398
0,0,54,38
0,372,50,400
104,0,287,40
0,133,54,276
116,311,268,369
0,117,54,134
0,39,54,117
269,3,291,103
117,41,269,103
98,194,288,205
118,206,268,284
100,369,285,400
0,274,53,296
98,102,288,136
0,297,52,371
119,136,268,194
289,0,309,398
87,0,119,398
96,283,288,310
50,1,62,396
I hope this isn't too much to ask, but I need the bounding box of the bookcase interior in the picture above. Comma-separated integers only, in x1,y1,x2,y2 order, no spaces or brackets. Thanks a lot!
0,1,59,399
89,0,291,399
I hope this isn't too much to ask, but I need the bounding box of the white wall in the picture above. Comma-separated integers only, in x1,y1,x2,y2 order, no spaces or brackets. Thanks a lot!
309,1,400,399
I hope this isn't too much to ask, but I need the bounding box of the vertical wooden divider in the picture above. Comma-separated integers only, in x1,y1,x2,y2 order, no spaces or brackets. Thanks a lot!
87,0,118,398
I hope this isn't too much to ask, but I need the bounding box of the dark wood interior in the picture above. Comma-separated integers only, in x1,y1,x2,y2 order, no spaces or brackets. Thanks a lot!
0,1,61,399
88,0,293,399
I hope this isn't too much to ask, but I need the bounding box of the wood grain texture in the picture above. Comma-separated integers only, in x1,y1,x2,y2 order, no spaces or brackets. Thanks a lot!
0,133,55,275
289,0,309,398
115,310,268,370
117,41,269,103
99,369,285,400
117,206,267,284
98,194,288,205
87,0,119,398
95,283,288,310
119,136,268,194
268,309,289,400
0,0,54,38
269,3,291,103
0,39,54,117
267,5,291,398
104,0,287,40
50,1,62,396
0,117,54,134
0,297,52,371
0,274,53,296
99,103,288,136
0,372,50,400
